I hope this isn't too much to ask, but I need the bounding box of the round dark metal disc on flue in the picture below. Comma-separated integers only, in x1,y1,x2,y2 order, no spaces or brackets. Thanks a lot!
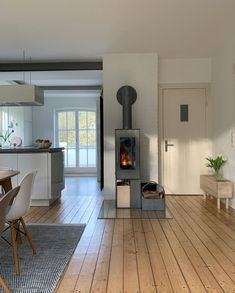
116,85,137,129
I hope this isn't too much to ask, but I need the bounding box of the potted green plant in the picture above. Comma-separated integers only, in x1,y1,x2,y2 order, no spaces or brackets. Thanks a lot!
0,129,14,147
206,155,227,180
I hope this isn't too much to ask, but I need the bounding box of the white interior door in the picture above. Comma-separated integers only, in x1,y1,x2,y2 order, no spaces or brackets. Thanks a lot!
162,88,209,194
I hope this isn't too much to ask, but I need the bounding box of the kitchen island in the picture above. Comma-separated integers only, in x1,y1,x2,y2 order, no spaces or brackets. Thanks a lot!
0,147,64,206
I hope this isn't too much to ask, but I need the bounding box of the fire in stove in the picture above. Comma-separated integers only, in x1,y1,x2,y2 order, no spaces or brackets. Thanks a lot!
120,137,136,169
120,152,132,168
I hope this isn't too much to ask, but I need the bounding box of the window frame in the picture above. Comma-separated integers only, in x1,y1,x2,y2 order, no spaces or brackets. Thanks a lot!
55,108,97,174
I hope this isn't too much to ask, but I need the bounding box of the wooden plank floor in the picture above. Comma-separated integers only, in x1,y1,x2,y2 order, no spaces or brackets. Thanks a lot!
26,191,235,292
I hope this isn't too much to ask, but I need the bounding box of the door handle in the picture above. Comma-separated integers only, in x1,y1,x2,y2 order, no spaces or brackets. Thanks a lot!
165,140,174,152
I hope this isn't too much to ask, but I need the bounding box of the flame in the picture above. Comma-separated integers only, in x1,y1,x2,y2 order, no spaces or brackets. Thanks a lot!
120,152,132,167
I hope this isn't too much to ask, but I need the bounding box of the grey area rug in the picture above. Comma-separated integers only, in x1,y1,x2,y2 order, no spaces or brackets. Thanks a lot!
98,200,172,219
0,224,85,293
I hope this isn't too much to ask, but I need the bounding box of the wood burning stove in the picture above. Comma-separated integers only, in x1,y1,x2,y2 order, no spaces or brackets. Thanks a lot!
115,86,141,208
114,85,166,212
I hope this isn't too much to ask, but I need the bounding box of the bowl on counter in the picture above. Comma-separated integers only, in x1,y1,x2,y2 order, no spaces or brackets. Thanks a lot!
34,142,52,149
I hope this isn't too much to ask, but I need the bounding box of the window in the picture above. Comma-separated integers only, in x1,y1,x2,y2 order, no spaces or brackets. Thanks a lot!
57,111,76,168
78,111,96,167
0,108,10,132
56,110,96,170
180,104,189,122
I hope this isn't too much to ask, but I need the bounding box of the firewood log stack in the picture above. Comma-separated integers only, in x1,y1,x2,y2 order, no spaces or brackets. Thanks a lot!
142,182,165,199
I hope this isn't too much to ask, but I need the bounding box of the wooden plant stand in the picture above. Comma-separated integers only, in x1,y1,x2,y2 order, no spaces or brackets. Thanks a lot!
200,175,233,209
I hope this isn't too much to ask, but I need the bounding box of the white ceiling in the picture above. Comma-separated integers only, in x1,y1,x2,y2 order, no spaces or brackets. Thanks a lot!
0,0,234,60
0,0,235,97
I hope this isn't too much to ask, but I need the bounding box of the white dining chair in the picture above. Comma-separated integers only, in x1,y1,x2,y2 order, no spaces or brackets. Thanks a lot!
5,171,37,275
0,186,20,293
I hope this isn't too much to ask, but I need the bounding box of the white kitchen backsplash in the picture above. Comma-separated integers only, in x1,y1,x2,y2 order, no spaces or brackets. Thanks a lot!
0,106,33,146
24,121,33,146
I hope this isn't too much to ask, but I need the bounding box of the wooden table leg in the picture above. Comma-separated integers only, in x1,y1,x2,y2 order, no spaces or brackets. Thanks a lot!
217,198,220,209
1,179,12,193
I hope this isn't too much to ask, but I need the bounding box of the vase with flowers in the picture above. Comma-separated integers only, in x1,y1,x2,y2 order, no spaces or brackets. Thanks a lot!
206,155,227,181
0,129,14,147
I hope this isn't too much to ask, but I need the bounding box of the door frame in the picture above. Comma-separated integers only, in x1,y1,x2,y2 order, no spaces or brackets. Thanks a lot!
158,83,211,188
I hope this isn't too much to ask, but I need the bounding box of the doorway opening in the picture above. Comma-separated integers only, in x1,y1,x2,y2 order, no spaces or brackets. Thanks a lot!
159,84,211,195
55,109,97,174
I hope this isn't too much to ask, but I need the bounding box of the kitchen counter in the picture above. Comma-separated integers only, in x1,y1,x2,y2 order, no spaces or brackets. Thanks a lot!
0,147,64,153
0,149,64,206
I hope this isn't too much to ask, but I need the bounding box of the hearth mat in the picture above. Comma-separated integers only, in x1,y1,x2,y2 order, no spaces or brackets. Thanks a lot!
98,200,172,219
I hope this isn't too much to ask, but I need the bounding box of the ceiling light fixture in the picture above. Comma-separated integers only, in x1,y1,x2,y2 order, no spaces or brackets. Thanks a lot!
0,51,44,106
0,85,44,106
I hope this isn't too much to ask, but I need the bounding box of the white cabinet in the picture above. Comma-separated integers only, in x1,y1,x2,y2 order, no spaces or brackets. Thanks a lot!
18,153,49,201
0,151,64,206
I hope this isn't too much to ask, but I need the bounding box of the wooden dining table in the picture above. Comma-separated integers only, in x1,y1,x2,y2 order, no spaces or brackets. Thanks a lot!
0,170,20,193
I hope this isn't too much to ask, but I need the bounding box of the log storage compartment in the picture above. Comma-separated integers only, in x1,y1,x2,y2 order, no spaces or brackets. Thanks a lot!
141,182,165,210
116,181,130,208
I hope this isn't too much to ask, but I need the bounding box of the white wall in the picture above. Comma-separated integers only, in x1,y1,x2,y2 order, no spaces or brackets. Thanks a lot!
32,96,98,145
159,58,213,140
103,53,158,198
211,38,235,208
159,58,211,84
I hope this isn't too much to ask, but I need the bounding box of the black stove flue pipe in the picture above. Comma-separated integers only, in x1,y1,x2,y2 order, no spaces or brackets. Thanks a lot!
117,85,137,129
